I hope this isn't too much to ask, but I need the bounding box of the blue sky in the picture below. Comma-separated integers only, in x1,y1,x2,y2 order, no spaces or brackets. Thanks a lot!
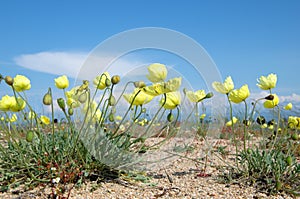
1,0,300,113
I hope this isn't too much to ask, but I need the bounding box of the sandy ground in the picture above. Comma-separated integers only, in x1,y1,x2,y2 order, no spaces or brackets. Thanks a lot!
0,138,298,199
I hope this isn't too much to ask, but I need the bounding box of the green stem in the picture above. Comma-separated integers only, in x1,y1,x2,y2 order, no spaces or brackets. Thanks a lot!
226,94,237,154
49,88,55,157
271,106,281,150
249,98,265,122
113,89,142,135
243,100,248,152
143,93,167,137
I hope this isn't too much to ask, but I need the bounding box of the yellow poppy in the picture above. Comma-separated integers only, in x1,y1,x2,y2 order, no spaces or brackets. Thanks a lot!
212,76,234,94
284,103,292,110
160,91,181,110
186,90,206,103
257,73,277,90
146,63,168,83
13,75,31,92
143,77,182,96
123,88,154,105
263,94,279,108
54,75,69,89
93,72,111,90
229,84,250,103
226,117,238,126
40,115,50,125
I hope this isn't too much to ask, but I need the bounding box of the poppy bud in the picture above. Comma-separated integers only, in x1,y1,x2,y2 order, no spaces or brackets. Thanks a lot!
256,116,266,125
243,120,251,126
78,92,87,103
205,92,214,99
111,75,120,85
57,98,66,110
291,133,299,141
109,96,116,106
68,107,73,116
134,81,146,88
109,113,115,122
265,95,274,100
167,112,174,122
267,119,275,126
26,131,34,142
105,78,111,87
286,156,293,166
43,93,52,105
5,76,14,86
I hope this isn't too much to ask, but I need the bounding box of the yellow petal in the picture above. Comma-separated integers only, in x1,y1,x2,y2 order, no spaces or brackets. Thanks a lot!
257,73,277,90
263,94,279,108
212,76,234,94
93,72,111,90
40,115,50,125
123,88,154,105
146,63,167,83
284,103,292,110
13,75,31,92
160,91,181,109
54,75,69,89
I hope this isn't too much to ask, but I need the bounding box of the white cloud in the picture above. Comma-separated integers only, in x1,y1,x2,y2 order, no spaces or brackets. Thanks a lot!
14,51,146,80
278,93,300,103
14,51,87,78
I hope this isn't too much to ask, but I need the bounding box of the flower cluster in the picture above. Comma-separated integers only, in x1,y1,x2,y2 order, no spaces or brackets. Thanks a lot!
123,63,182,110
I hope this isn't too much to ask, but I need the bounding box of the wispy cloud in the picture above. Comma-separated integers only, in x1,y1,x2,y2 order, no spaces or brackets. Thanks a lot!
13,51,146,79
14,51,87,78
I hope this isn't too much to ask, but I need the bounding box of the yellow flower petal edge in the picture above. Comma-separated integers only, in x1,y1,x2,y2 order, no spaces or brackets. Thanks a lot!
146,63,168,83
263,94,279,109
256,73,277,90
54,75,69,89
123,88,154,105
212,76,234,94
229,84,250,104
143,77,182,96
13,75,31,92
186,90,206,103
160,91,181,110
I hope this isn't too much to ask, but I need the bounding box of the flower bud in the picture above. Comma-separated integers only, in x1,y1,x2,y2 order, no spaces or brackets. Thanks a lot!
78,92,87,103
26,131,34,142
134,81,146,88
256,116,266,125
43,93,52,105
105,78,111,87
243,120,251,126
246,148,252,154
265,94,274,100
111,107,116,114
267,119,275,126
111,75,120,85
167,112,174,122
142,108,146,113
205,92,214,99
108,96,116,106
286,156,293,166
57,98,66,110
68,107,74,116
5,76,14,86
291,133,299,141
183,88,187,95
109,113,115,122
